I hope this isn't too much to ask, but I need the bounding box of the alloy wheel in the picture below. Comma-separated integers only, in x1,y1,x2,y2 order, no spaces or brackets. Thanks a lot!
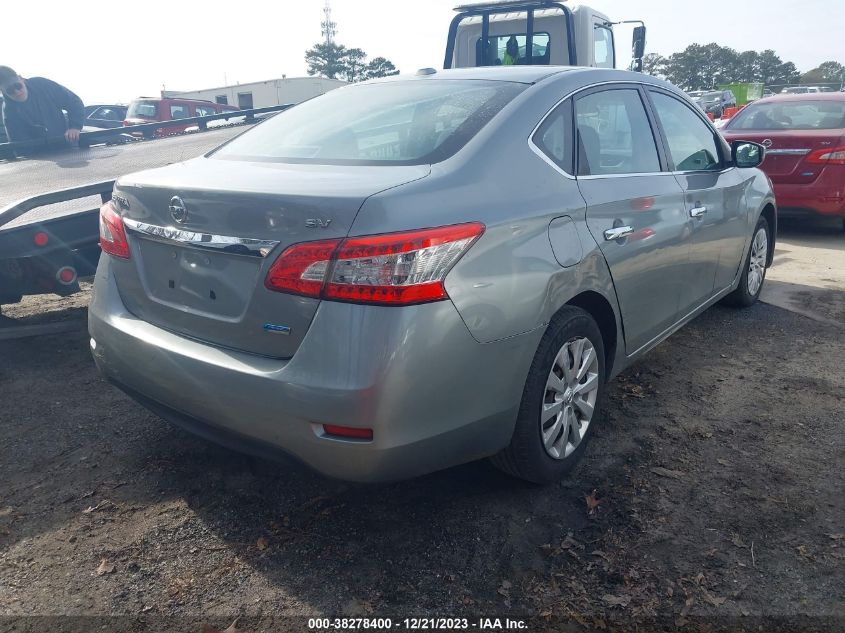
541,337,600,460
747,227,768,296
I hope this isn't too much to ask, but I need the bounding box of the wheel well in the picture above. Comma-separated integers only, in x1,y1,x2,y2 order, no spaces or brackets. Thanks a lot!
566,291,618,376
761,204,776,266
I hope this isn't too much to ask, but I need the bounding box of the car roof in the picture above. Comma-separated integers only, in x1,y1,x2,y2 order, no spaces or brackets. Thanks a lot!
367,66,578,85
365,65,685,88
752,92,845,105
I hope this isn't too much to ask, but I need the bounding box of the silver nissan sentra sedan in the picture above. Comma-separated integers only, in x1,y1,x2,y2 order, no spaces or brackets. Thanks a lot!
89,66,775,483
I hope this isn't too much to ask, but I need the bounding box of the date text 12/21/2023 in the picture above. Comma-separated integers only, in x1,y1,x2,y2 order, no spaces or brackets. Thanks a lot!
307,617,528,630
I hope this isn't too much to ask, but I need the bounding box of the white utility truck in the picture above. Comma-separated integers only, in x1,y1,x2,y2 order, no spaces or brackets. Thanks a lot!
444,0,646,71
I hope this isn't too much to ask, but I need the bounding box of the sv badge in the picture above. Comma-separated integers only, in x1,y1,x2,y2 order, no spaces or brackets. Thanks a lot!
305,218,333,229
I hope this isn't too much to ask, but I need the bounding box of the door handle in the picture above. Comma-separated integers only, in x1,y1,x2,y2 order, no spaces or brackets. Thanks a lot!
603,226,634,241
689,206,708,218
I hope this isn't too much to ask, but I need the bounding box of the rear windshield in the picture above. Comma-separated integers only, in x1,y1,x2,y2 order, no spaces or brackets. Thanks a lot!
210,80,526,166
127,100,159,118
727,100,845,130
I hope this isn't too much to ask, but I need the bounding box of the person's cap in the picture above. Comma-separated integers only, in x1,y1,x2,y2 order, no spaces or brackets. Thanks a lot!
0,66,19,86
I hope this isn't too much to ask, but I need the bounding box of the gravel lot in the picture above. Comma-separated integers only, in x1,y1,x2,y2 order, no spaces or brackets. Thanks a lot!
1,237,843,632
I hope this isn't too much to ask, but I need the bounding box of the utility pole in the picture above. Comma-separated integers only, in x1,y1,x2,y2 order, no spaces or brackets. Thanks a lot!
321,0,337,45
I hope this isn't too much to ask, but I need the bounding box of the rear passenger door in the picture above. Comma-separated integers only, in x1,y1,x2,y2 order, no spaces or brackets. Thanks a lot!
575,85,690,355
646,89,748,313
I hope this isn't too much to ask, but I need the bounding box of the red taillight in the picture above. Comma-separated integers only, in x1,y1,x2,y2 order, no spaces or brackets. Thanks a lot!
264,223,485,306
34,231,49,247
264,239,341,297
806,146,845,165
99,201,130,259
322,424,374,440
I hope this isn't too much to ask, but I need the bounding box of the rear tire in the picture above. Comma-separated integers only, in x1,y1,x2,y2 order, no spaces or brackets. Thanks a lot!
724,215,770,308
491,307,606,484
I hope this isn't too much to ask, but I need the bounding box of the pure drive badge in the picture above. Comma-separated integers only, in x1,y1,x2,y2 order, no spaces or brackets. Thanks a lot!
263,323,291,335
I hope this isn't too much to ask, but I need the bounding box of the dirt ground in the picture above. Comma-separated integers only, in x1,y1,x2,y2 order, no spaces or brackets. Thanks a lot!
1,232,844,632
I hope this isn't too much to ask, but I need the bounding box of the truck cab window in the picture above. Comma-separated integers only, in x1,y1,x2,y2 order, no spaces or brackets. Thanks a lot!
593,25,614,69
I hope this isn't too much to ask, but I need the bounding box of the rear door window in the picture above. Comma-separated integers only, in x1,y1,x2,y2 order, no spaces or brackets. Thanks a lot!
649,92,722,171
575,88,660,176
196,105,216,117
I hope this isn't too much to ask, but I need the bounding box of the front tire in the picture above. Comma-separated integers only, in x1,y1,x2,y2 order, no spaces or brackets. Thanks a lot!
724,215,770,307
491,307,606,484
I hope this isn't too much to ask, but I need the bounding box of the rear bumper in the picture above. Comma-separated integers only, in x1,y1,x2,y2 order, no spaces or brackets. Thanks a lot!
773,176,845,218
88,257,539,482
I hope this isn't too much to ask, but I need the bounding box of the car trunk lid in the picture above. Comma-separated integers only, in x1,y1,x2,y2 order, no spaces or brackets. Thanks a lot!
111,157,430,358
725,129,845,183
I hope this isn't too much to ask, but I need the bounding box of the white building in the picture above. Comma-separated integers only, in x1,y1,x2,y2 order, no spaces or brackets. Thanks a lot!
163,76,347,109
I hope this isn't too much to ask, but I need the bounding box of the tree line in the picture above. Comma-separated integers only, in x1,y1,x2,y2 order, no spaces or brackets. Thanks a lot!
642,44,844,91
305,42,399,83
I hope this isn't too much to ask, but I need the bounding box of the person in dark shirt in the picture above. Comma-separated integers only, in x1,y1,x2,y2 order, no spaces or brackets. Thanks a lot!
0,66,84,143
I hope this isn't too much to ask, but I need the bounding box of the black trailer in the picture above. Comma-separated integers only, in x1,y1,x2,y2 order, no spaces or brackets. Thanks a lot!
0,107,289,308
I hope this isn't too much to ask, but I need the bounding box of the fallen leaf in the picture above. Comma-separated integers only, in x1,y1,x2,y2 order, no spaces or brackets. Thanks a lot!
828,533,844,541
717,459,730,466
666,584,674,598
82,500,113,514
702,589,727,607
601,594,630,607
201,619,241,633
256,536,269,551
797,545,812,559
650,467,684,480
680,596,695,617
95,559,116,576
730,533,749,549
591,550,611,562
585,490,602,514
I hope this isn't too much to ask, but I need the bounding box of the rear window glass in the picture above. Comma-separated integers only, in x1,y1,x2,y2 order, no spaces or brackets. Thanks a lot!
127,100,158,118
475,33,551,66
211,80,526,166
727,101,845,130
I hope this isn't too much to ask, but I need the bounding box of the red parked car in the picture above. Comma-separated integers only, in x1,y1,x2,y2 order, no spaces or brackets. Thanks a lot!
722,93,845,230
123,97,240,136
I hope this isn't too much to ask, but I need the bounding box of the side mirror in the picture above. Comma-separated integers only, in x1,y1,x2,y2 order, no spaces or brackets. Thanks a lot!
631,26,646,64
732,141,765,168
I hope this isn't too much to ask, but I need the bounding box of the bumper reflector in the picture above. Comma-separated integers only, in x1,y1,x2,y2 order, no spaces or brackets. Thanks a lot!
322,424,374,441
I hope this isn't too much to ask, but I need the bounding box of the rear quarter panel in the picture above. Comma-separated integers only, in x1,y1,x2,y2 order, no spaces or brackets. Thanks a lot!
349,73,623,350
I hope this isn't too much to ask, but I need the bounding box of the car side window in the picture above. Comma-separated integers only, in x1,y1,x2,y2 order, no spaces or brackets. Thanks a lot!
196,105,215,117
533,99,574,173
574,88,660,176
170,104,190,119
649,92,722,172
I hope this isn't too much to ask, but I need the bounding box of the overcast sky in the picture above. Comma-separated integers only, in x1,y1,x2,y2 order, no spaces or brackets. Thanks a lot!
4,0,844,104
